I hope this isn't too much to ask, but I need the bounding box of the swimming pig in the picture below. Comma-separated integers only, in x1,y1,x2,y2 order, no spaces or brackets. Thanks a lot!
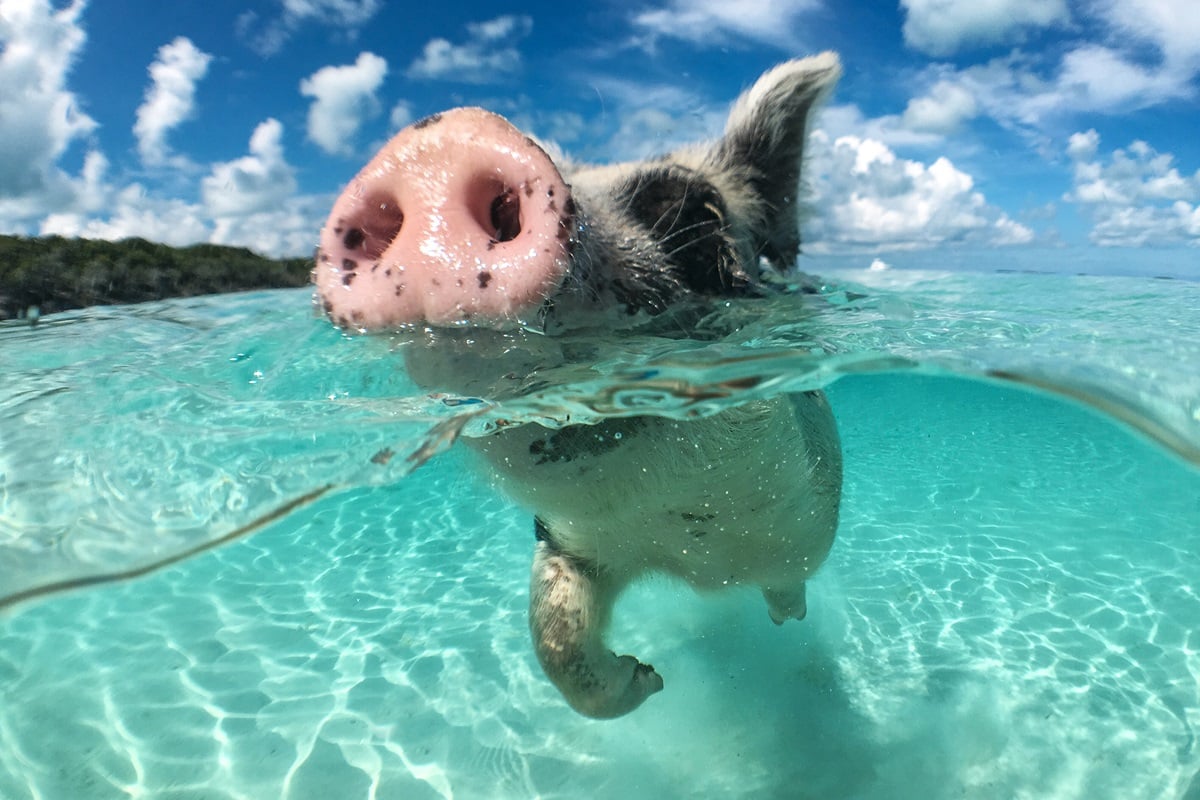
314,53,843,718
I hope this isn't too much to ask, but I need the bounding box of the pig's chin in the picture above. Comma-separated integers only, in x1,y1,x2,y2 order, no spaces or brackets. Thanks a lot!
314,266,564,334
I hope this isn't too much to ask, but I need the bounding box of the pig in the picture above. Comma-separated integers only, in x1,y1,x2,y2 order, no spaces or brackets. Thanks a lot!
313,53,844,718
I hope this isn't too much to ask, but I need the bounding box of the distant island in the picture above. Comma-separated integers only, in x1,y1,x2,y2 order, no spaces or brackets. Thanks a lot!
0,235,313,320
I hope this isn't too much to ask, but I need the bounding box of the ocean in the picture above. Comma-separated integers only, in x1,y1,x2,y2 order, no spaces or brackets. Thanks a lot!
1,267,1198,799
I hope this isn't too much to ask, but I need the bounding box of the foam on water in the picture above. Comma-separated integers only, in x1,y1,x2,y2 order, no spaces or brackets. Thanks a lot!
1,270,1198,798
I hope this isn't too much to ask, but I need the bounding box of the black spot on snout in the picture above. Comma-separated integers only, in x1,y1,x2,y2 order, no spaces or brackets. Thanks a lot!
556,196,576,244
478,270,493,289
343,228,365,249
342,258,358,271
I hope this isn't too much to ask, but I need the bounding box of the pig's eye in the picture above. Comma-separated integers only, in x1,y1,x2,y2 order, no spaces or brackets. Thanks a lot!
618,168,735,294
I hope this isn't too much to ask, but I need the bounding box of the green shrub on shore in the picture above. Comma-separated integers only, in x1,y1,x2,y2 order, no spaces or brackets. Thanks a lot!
0,235,313,319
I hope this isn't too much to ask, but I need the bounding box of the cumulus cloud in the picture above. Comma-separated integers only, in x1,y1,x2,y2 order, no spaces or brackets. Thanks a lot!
1055,45,1189,109
901,80,978,134
300,52,388,156
573,76,726,162
43,120,318,258
894,48,1190,158
237,0,382,57
815,103,944,152
41,186,213,247
134,37,213,167
201,119,324,256
201,118,298,218
1097,0,1200,69
407,15,532,83
206,194,328,258
897,1,1200,145
0,0,98,220
389,100,413,132
900,0,1070,56
631,0,820,50
1065,130,1200,246
803,131,1034,251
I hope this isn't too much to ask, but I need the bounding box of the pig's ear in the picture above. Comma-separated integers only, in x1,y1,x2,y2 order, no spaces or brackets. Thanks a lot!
712,52,841,271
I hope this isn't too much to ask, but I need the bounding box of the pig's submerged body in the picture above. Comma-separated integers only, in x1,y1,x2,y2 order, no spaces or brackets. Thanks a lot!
473,396,841,594
316,54,845,717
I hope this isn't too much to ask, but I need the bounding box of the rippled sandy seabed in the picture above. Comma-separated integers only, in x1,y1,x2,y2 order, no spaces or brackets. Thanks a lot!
1,272,1198,799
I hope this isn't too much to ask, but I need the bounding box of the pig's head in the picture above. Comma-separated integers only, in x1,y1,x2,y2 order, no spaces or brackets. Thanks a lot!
314,53,841,333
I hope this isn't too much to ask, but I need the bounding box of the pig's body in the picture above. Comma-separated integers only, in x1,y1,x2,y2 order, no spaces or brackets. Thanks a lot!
476,401,840,593
315,54,844,718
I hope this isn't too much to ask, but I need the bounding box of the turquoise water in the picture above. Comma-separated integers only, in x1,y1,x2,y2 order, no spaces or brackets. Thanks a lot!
1,269,1198,798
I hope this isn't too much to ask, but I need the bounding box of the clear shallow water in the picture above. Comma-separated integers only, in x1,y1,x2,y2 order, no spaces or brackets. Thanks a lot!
1,269,1198,798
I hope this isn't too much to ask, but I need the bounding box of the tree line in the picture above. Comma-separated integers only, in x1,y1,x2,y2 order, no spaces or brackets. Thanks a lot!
0,235,313,320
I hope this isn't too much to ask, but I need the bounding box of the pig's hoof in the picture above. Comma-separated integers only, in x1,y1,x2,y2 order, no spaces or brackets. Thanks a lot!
571,654,664,719
764,584,808,625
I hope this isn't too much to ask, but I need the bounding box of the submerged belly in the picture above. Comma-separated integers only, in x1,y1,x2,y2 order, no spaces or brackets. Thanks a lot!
469,395,842,586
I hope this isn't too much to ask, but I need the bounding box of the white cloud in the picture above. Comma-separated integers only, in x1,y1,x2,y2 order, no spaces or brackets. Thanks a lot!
1055,45,1187,109
803,131,1034,251
901,80,978,133
299,52,388,156
133,37,213,167
901,49,1191,155
202,118,298,218
900,0,1070,56
200,119,323,256
0,0,98,218
817,103,946,151
1066,129,1100,161
41,186,212,247
42,186,325,260
538,111,587,145
573,74,730,161
237,0,382,57
899,1,1200,144
389,100,413,132
1065,129,1200,246
1097,0,1200,69
207,196,328,258
466,15,530,41
407,15,532,84
632,0,820,50
42,127,321,257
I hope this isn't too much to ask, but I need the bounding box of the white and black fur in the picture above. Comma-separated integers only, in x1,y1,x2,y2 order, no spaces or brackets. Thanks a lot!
406,54,843,718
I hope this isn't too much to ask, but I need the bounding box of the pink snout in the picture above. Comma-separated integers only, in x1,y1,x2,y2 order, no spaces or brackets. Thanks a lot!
315,108,575,330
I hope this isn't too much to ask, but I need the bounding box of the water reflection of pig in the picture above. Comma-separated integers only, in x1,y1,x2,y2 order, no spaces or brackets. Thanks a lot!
315,54,843,718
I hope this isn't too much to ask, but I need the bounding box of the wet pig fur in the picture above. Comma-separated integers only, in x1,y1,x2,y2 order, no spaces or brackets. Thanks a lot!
318,54,844,718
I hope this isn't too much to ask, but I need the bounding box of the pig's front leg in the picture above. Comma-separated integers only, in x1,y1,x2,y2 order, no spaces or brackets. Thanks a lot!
529,527,663,718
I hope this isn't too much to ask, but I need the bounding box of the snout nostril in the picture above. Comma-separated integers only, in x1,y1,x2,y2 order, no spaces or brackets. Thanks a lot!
340,192,404,260
490,189,521,243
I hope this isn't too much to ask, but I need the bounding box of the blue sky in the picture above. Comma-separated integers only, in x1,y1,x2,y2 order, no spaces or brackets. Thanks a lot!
2,0,1198,276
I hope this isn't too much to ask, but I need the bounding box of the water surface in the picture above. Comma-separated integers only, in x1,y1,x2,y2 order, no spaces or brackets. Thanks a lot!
0,268,1197,798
